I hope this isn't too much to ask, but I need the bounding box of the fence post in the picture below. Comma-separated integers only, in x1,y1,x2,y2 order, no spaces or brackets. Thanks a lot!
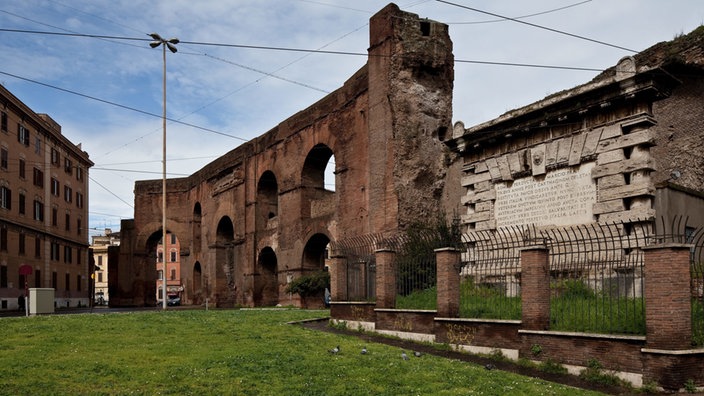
435,247,460,317
375,249,396,309
520,245,550,330
329,255,348,302
642,244,692,349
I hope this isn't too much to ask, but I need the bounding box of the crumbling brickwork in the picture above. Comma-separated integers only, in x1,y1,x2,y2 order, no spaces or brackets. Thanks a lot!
114,4,458,307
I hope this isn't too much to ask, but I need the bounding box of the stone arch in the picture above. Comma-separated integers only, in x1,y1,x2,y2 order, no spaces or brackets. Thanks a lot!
302,143,334,189
256,171,278,230
254,247,278,306
215,216,235,306
192,202,202,255
192,261,202,304
302,233,330,271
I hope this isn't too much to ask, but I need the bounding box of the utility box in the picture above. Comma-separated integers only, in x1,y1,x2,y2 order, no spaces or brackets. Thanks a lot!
29,288,55,315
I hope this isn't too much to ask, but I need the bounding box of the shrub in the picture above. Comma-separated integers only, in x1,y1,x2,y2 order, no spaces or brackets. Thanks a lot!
286,271,330,297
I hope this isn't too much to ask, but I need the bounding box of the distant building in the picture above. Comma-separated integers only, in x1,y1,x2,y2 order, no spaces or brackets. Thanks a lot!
155,232,181,303
90,229,120,305
0,84,93,310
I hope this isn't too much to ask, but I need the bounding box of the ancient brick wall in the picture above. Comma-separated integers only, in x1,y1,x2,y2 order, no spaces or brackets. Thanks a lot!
114,4,458,307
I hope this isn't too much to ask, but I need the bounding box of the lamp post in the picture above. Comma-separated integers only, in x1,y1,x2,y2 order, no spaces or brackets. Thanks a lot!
149,33,178,310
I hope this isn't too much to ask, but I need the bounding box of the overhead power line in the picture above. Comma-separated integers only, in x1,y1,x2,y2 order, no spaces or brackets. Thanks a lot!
0,70,249,142
434,0,638,53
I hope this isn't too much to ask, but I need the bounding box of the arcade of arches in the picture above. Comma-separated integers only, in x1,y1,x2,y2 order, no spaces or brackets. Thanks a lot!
110,4,460,307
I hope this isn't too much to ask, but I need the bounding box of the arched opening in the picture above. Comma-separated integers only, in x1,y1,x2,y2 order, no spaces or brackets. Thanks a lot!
150,230,182,305
302,143,333,189
192,202,202,254
256,171,278,230
193,261,202,304
302,233,330,271
215,216,235,306
301,144,336,218
255,247,278,306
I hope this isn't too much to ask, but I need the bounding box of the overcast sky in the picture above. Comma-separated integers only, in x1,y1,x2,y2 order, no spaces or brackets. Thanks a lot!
1,0,702,237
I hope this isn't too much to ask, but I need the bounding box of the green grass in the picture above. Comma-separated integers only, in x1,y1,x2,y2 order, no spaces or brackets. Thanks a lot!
693,298,704,346
396,286,437,310
550,296,645,335
0,309,608,395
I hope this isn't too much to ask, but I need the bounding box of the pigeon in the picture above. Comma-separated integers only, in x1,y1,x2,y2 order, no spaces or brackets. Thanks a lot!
361,346,368,355
484,363,495,370
401,351,409,361
329,345,340,354
413,351,422,358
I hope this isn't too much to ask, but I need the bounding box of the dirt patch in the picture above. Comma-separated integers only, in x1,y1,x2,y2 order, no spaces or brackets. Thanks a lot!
297,319,646,395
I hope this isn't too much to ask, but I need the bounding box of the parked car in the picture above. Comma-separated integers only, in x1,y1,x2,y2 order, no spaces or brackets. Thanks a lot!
167,296,181,306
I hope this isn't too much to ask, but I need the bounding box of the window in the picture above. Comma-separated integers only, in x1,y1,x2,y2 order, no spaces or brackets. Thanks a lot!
33,168,43,188
52,271,57,289
0,266,6,288
0,111,6,132
0,186,11,210
158,251,164,263
170,250,177,262
51,148,60,167
64,158,73,175
18,192,25,215
98,255,103,266
64,186,72,203
76,192,83,209
65,273,70,291
157,270,163,281
17,125,29,146
19,233,25,255
52,207,58,226
51,178,60,196
76,167,83,182
64,246,72,264
35,237,41,258
0,227,7,252
19,158,25,179
170,268,176,281
33,200,44,221
34,137,41,155
50,242,60,261
98,272,103,283
171,233,176,244
65,213,70,231
34,269,40,288
0,147,7,169
77,218,82,236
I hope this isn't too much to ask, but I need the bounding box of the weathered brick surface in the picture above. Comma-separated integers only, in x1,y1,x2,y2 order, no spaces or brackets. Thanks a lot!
375,310,436,334
520,246,550,330
114,4,457,307
436,248,460,317
375,249,396,309
643,244,692,349
330,302,376,322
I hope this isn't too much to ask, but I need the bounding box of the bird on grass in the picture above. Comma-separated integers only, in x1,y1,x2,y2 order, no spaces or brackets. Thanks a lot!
329,345,340,354
401,350,409,361
361,346,368,355
484,363,495,370
413,351,422,358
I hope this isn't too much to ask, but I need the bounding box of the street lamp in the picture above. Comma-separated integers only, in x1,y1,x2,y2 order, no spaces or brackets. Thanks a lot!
149,33,178,310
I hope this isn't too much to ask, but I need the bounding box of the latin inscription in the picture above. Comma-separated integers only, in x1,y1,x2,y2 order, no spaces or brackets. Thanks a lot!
494,163,596,227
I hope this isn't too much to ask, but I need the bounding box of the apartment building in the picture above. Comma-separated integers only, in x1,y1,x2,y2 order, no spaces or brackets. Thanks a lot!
90,228,119,305
155,232,181,304
0,84,93,310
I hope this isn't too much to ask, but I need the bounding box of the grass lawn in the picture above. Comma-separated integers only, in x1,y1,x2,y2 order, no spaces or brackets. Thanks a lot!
0,309,606,395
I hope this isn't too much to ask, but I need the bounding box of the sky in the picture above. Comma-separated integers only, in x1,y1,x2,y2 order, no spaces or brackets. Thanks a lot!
0,0,702,238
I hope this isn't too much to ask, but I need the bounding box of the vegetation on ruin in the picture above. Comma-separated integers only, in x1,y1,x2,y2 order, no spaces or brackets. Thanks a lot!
0,309,608,395
285,270,330,297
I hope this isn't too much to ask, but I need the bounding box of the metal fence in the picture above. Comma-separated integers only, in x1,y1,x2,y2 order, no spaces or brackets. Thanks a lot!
545,221,648,335
330,234,379,301
459,226,527,319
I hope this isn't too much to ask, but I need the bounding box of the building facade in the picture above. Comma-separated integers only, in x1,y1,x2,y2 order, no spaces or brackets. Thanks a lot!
155,232,181,303
0,84,93,311
90,229,120,305
113,4,460,308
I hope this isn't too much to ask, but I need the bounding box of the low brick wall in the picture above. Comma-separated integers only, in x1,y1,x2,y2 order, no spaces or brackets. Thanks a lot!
330,301,376,322
375,309,436,334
